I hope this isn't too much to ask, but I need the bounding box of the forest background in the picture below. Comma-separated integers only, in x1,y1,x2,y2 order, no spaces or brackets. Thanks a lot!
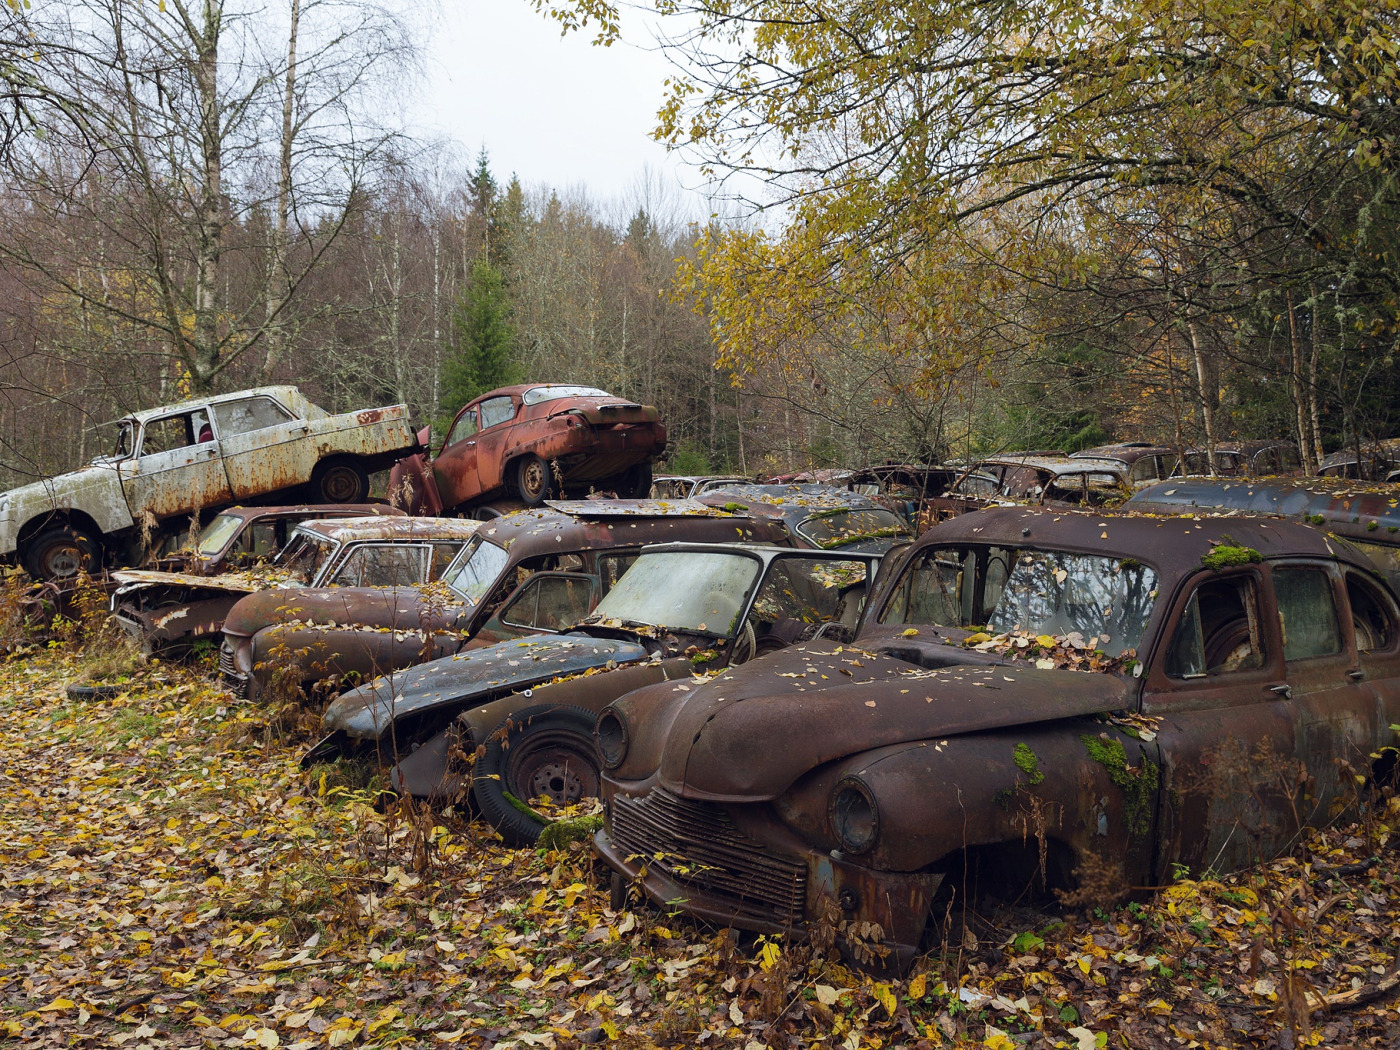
2,0,1399,489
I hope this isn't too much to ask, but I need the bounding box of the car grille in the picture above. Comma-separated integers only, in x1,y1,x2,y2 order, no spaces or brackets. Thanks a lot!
219,641,247,699
610,788,805,926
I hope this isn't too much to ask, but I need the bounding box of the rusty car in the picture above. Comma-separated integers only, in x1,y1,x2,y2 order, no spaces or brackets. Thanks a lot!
311,541,883,845
592,506,1400,970
649,475,750,500
112,514,475,660
389,384,667,515
1316,438,1400,482
1072,443,1180,486
218,499,791,702
1127,476,1400,590
698,485,913,554
1177,440,1302,478
0,386,420,579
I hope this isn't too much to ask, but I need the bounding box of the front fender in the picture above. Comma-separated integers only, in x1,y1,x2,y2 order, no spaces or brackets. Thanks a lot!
250,622,458,699
776,724,1159,879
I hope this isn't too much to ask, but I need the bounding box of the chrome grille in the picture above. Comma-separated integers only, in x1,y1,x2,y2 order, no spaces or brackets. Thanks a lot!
219,641,247,698
610,788,805,925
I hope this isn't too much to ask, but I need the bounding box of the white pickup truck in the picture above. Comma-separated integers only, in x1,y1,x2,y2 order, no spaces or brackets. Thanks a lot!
0,386,421,579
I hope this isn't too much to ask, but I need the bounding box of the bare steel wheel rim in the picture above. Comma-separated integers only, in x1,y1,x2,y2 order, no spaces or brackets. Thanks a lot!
44,544,82,578
520,459,548,500
510,738,599,807
320,465,362,502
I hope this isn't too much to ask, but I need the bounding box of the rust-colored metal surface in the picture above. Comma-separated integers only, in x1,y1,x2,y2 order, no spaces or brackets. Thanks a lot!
595,505,1400,969
222,504,791,702
388,384,667,515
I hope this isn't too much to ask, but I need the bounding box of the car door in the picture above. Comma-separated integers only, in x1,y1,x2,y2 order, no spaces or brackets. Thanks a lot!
1142,566,1300,879
469,394,522,495
432,404,483,508
119,410,234,520
1342,570,1400,778
213,393,313,499
1270,562,1377,823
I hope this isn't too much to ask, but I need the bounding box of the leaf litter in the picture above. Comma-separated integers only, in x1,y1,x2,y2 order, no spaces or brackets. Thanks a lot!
3,647,1400,1048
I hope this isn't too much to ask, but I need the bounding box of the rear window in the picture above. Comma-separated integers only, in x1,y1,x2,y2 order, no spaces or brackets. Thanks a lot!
522,385,613,405
796,508,908,549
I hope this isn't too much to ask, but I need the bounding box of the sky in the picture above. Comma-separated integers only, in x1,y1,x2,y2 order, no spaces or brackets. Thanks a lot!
415,3,706,212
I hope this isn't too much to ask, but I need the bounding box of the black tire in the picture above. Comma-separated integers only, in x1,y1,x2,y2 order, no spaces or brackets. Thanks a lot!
311,458,370,503
471,704,601,845
24,526,101,580
618,461,653,499
66,682,129,700
513,455,553,507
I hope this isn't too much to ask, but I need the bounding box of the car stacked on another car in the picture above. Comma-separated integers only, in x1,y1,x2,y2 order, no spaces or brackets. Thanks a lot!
389,384,667,516
593,506,1400,969
219,499,792,703
0,386,420,579
311,540,883,845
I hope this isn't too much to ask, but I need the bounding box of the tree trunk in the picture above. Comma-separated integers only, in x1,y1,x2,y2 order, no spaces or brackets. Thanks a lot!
190,0,224,393
1187,317,1217,474
261,0,300,383
1286,290,1313,473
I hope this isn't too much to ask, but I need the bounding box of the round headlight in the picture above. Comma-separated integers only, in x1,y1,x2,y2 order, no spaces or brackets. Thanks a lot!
829,778,880,855
596,708,629,770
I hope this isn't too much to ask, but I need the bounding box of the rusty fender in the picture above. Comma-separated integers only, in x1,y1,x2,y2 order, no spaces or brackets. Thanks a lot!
248,622,459,702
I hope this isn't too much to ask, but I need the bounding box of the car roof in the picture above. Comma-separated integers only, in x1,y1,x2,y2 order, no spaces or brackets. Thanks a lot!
980,455,1128,477
1127,477,1400,543
698,484,893,509
475,500,782,558
292,516,482,544
212,503,403,523
921,505,1364,577
125,385,303,424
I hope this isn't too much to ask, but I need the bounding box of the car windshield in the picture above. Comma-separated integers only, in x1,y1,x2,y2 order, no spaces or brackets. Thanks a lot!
440,535,511,604
797,507,908,549
521,385,613,405
585,550,762,635
196,513,245,556
879,544,1158,657
275,532,339,584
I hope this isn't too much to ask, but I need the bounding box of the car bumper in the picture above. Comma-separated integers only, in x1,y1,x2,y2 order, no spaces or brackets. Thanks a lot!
593,787,941,971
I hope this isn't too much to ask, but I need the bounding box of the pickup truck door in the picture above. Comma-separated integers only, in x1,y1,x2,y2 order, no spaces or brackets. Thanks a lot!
119,410,233,520
214,394,315,499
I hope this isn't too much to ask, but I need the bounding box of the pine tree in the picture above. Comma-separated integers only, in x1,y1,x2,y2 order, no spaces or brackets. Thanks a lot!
440,258,516,419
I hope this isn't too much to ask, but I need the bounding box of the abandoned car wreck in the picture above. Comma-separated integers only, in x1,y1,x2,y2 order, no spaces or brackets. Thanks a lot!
592,507,1400,969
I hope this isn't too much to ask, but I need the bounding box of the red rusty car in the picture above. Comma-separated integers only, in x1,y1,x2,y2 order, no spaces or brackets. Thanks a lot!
390,384,667,514
594,506,1400,969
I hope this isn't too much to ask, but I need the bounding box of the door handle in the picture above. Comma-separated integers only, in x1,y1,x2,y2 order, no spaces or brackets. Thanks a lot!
1269,684,1292,699
465,441,475,447
1347,668,1365,681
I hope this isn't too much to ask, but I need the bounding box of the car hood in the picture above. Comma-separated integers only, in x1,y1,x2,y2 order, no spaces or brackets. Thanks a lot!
322,632,650,740
112,569,272,595
2,462,122,505
657,642,1132,801
221,585,461,637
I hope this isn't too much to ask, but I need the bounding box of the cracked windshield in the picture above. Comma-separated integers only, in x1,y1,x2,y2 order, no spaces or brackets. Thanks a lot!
586,550,761,634
880,545,1158,656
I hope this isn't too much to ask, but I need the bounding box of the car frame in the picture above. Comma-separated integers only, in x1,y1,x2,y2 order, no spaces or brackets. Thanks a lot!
218,499,791,702
593,506,1400,970
0,386,419,579
389,384,667,514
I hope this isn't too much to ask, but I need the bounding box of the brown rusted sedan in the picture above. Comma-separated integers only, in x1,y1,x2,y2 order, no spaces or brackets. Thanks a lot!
389,384,667,514
219,500,790,702
594,506,1400,970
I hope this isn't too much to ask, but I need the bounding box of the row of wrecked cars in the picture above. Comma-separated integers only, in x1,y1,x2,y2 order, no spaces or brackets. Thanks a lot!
12,382,1400,970
84,466,1400,972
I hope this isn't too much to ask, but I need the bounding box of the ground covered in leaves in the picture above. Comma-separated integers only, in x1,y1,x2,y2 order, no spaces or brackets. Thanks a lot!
4,648,1400,1048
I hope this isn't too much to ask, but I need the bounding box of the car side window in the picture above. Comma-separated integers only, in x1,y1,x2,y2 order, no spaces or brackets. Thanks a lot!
230,521,281,562
428,542,462,581
1166,576,1266,677
212,396,295,435
501,575,596,632
141,414,197,455
329,545,427,587
478,396,516,429
444,408,479,448
1273,567,1342,661
599,552,639,594
1346,573,1399,653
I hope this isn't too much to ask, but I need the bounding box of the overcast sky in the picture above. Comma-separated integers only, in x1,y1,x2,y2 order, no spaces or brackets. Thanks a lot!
414,3,705,212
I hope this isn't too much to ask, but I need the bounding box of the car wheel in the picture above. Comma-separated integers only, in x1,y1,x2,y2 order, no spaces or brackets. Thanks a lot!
311,458,369,503
471,704,601,845
24,526,101,580
513,455,553,506
729,620,758,664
